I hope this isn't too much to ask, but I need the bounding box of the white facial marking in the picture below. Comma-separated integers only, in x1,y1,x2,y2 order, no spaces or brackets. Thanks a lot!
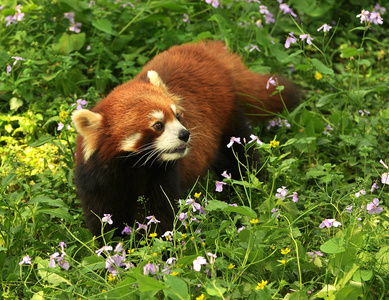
149,110,164,121
171,104,177,115
155,119,189,161
120,133,141,152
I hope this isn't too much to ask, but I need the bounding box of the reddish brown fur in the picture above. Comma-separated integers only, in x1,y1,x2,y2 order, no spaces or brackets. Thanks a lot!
72,40,299,236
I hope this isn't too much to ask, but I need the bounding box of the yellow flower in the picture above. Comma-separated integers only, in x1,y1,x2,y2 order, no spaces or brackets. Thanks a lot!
270,245,276,250
228,264,235,269
270,140,280,148
281,247,291,255
250,218,259,224
153,252,158,256
181,234,187,239
128,249,135,254
149,233,158,238
171,272,179,276
280,259,286,265
196,294,205,300
314,71,323,80
255,280,268,290
108,273,116,282
194,192,202,198
102,289,107,293
59,111,68,121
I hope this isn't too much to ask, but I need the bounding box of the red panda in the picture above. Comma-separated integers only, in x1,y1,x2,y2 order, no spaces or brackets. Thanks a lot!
72,40,299,237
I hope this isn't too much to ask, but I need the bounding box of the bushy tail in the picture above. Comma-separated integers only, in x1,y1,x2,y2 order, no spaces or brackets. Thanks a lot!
204,40,300,122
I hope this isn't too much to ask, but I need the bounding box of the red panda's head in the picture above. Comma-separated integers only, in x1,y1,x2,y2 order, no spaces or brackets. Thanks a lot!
72,70,190,164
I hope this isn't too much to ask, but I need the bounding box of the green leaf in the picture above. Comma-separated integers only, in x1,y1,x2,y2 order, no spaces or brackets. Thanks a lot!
205,200,229,211
10,97,23,111
316,93,337,107
35,257,72,286
340,47,358,58
311,58,334,76
222,205,257,218
320,237,346,254
164,276,190,300
206,279,227,297
53,33,86,55
29,135,54,147
80,256,105,275
92,19,113,35
37,208,73,221
136,274,167,292
28,196,67,208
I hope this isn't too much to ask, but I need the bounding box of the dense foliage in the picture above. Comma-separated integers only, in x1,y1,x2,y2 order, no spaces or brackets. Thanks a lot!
0,0,388,298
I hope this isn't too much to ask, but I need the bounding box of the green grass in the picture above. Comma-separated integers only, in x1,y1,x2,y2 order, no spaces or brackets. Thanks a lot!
1,0,388,299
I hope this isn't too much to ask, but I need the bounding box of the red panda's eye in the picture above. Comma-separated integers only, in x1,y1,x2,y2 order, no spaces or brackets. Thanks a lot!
153,121,164,131
176,113,181,121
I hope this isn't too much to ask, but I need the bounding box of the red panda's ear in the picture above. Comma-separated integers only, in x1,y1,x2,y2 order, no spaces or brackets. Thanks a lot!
72,109,103,161
147,70,182,104
147,70,165,88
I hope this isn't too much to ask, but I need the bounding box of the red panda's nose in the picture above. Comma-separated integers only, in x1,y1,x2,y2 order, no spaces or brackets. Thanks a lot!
178,129,190,142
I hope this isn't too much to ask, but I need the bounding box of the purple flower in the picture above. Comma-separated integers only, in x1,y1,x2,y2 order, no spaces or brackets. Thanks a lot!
49,252,60,268
355,189,366,198
57,123,64,131
64,12,75,23
237,226,245,233
300,34,313,45
266,76,278,89
5,16,16,27
69,22,82,33
193,256,207,272
307,250,323,261
369,11,383,25
186,197,202,212
144,263,158,275
215,181,226,192
6,64,12,75
205,0,219,8
12,56,25,65
367,198,383,215
183,13,190,23
221,170,231,179
102,214,113,225
319,219,342,228
207,252,217,264
371,183,379,192
279,3,297,17
359,109,370,116
275,186,288,200
259,5,270,15
166,257,177,264
106,252,126,276
249,44,261,52
271,208,280,218
288,192,298,203
323,124,333,135
19,255,32,265
381,173,389,184
356,10,370,23
121,226,133,235
136,222,147,231
345,205,353,213
285,32,297,49
72,99,88,110
163,231,174,241
146,215,160,225
178,212,188,223
317,23,332,32
249,134,263,145
95,245,113,256
227,136,241,148
59,241,67,252
380,159,388,169
374,4,386,15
